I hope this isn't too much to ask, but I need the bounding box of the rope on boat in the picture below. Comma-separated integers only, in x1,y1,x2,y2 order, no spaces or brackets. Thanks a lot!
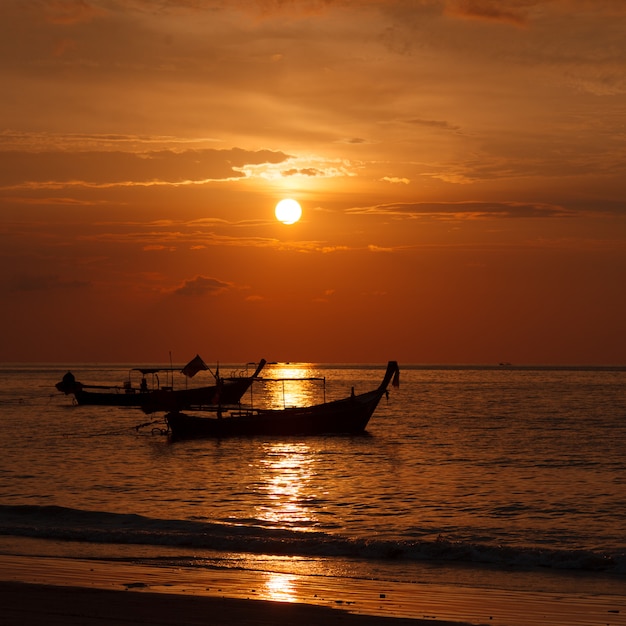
134,419,169,436
64,427,140,438
2,393,61,405
62,419,167,438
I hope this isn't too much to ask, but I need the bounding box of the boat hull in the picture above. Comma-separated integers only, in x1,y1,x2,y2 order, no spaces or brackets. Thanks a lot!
73,388,152,407
165,361,399,440
57,360,267,411
72,380,245,409
140,377,255,413
166,390,385,439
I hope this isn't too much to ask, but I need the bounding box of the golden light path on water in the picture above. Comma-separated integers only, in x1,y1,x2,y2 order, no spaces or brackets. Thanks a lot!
251,365,326,533
261,571,298,603
257,442,318,531
261,365,326,410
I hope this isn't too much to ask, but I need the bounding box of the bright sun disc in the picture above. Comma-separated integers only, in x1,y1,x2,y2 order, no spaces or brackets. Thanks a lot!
275,199,302,224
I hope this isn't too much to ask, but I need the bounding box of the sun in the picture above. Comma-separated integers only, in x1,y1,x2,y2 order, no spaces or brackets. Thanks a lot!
275,198,302,225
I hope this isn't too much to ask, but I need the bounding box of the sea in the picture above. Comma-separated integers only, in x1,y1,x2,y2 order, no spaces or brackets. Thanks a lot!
1,362,625,615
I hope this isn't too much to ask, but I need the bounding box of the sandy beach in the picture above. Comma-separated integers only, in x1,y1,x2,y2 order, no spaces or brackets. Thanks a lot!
1,581,458,626
1,555,625,626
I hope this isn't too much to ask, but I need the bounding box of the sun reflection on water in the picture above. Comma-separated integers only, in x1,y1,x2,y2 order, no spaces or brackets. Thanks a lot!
256,442,319,531
261,571,298,603
261,364,326,409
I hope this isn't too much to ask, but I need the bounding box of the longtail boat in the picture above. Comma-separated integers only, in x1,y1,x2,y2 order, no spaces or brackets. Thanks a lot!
55,357,266,411
165,361,399,439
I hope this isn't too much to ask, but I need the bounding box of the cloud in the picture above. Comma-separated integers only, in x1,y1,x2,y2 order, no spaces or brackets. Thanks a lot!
43,0,107,25
405,118,462,133
8,274,90,293
0,148,292,189
173,275,232,296
76,225,340,254
380,176,410,184
1,195,104,207
0,131,223,152
282,167,323,177
142,244,175,252
348,201,574,219
444,0,533,26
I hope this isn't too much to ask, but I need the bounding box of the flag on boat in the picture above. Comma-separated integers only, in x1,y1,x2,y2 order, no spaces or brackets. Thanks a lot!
181,354,209,378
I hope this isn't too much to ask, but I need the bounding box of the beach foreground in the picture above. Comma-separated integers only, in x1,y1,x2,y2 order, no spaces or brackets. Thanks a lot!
1,581,466,626
1,555,625,626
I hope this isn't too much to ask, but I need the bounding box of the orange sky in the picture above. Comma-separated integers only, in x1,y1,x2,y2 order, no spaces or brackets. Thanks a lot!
1,0,625,365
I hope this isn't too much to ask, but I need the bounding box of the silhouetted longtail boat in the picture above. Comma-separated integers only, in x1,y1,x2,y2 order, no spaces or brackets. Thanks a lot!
55,357,266,411
165,361,399,439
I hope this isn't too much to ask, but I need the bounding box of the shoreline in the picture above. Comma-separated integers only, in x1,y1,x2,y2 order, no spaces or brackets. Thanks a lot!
0,581,461,626
1,554,625,626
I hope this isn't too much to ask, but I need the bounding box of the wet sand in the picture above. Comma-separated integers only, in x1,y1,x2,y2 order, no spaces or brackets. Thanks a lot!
1,555,624,626
1,581,466,626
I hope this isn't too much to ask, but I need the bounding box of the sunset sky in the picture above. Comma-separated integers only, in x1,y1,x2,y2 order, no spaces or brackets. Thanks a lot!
1,0,625,365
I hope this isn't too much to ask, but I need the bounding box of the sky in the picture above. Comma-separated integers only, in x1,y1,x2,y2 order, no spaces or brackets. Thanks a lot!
1,0,625,365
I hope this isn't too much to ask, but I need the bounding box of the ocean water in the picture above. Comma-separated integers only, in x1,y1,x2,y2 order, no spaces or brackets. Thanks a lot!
1,362,625,599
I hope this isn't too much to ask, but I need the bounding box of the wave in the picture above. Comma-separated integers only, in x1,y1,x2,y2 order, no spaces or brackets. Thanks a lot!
1,504,623,576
